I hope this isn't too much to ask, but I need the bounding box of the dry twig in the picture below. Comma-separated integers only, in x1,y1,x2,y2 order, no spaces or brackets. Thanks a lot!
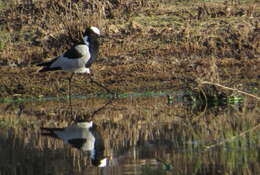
201,81,260,101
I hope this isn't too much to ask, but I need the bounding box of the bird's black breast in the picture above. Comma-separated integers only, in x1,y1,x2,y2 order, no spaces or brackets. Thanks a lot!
85,39,99,67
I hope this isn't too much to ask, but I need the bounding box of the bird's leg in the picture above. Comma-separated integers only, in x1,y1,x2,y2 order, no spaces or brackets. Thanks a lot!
88,98,114,120
68,73,74,99
68,73,74,116
89,75,112,94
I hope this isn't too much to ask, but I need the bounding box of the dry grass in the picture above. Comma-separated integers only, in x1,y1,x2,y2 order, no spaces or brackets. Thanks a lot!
0,2,259,174
0,0,259,98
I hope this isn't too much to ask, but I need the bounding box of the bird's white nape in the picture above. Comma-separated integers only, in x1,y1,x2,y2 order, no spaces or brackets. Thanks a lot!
90,26,101,36
78,121,93,128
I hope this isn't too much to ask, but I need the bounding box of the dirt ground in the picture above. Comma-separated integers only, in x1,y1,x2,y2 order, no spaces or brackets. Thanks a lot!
0,0,259,98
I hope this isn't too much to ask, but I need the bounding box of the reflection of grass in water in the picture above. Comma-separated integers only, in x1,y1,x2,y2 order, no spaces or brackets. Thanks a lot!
0,93,259,174
204,134,259,174
0,115,34,129
0,127,89,174
141,164,167,175
137,129,259,175
0,121,259,174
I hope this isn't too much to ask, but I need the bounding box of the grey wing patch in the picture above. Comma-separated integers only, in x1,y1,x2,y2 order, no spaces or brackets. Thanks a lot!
63,45,86,59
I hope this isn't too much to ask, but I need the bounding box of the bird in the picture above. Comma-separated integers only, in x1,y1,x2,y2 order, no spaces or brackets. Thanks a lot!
38,26,100,75
41,121,108,167
37,26,109,98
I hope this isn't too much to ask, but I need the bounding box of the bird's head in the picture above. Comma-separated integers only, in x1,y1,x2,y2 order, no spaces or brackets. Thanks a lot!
83,26,101,38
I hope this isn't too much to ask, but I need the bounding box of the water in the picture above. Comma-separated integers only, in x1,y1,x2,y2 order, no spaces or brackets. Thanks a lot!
0,92,259,175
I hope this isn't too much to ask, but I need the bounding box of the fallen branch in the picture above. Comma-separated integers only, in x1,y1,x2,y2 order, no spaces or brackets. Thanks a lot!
201,81,260,101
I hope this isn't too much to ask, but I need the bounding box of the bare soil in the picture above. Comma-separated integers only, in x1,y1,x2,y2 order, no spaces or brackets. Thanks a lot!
0,0,259,98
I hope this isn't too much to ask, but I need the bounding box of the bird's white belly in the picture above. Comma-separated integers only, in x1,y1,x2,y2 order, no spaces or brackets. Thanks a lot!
55,128,95,151
51,56,90,73
73,67,90,73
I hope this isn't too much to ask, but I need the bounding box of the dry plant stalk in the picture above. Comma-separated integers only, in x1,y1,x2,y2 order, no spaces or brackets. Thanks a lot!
209,57,220,83
201,81,260,100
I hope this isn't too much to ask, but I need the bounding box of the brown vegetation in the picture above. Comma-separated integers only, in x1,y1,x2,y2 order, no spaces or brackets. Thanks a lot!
0,1,259,173
0,0,259,98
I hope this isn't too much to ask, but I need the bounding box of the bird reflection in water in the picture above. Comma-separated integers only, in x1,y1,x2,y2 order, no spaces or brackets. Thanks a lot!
41,121,108,167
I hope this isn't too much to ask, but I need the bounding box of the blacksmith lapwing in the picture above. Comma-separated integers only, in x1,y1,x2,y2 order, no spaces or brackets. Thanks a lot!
37,26,110,95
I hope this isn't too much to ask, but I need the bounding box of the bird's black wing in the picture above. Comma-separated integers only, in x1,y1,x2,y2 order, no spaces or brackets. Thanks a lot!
37,57,59,67
41,127,65,139
63,44,85,59
68,138,87,149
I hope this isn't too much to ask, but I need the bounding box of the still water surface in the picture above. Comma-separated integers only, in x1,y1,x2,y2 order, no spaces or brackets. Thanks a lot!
0,93,259,175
